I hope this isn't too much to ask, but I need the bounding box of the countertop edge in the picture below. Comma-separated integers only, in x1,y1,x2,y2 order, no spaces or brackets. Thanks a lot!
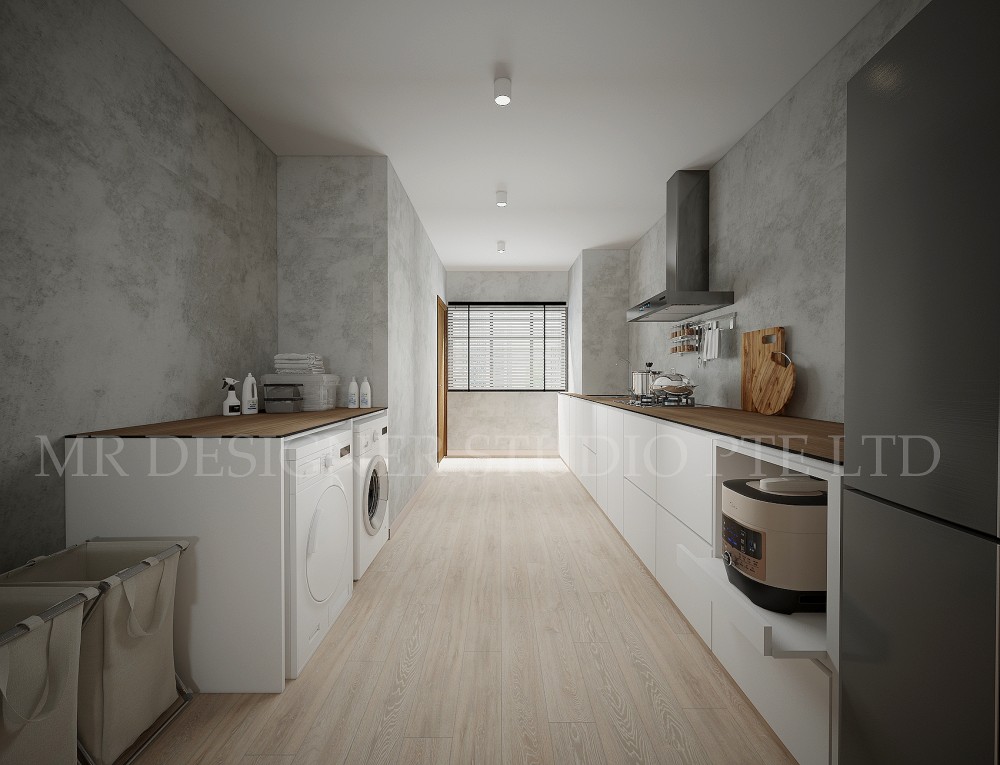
66,407,388,439
560,392,843,465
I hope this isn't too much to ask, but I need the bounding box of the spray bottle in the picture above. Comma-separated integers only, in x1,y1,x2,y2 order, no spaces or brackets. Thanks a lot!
241,373,258,415
222,377,241,416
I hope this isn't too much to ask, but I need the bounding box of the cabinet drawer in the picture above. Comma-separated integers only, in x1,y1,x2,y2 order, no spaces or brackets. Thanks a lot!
711,604,831,765
655,504,711,641
655,422,713,543
623,478,656,572
623,412,657,499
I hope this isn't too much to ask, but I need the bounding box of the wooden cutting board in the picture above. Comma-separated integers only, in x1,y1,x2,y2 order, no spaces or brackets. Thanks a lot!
741,327,786,412
752,352,797,415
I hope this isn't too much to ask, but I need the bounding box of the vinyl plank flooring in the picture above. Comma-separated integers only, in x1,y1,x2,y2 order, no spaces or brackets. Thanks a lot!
450,651,502,765
138,692,240,765
548,723,606,765
576,641,658,765
344,602,439,765
395,738,452,765
501,598,554,765
142,459,793,765
591,591,711,765
291,661,383,765
534,608,593,723
683,708,767,765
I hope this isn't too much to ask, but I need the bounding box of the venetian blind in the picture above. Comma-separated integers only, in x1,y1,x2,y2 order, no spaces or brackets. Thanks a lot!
448,303,567,391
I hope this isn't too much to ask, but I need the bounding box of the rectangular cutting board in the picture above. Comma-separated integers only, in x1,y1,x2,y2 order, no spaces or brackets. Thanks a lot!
741,327,786,413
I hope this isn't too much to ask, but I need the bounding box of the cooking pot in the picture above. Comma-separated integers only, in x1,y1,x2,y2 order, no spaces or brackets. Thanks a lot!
631,365,661,396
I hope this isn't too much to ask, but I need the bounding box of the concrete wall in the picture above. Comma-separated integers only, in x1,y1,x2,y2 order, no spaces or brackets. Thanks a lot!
445,271,567,455
446,271,568,304
277,156,389,407
0,0,277,572
278,157,445,524
580,250,630,395
628,0,930,422
387,162,447,524
567,258,584,394
568,250,630,395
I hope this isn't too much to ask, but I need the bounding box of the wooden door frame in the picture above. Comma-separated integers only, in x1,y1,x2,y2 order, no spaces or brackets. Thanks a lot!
436,296,448,462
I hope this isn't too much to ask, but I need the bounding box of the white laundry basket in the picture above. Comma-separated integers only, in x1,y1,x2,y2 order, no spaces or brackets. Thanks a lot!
0,585,99,765
0,540,191,765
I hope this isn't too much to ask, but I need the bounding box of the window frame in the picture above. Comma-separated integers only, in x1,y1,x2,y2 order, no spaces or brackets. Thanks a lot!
447,301,568,393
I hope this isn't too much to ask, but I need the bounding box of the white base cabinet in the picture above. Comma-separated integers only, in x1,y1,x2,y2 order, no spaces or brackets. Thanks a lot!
558,395,841,765
606,407,624,533
623,479,656,572
656,422,713,543
655,503,712,642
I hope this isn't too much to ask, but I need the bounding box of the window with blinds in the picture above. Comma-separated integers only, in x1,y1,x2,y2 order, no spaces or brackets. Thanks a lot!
448,303,567,391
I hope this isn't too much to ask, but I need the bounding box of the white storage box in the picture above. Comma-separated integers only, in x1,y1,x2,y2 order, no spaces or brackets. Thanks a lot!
262,374,339,411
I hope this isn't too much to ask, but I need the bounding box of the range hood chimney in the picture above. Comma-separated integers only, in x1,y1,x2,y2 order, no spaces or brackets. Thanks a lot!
627,170,734,323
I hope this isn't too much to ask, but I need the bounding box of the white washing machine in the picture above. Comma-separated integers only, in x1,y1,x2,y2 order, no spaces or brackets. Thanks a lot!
353,412,389,580
285,428,354,679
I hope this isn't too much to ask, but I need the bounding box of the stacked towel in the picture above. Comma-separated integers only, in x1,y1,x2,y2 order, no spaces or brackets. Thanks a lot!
274,353,326,374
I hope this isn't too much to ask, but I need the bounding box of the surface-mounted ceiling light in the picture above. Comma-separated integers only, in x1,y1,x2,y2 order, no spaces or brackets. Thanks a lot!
497,240,506,254
494,77,511,106
496,190,508,207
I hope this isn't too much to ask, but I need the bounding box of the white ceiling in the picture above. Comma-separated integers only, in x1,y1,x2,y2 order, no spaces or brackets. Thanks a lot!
124,0,878,271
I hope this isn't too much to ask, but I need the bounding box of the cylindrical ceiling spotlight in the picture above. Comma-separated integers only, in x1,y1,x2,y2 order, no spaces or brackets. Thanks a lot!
497,240,506,254
496,190,508,207
494,77,511,106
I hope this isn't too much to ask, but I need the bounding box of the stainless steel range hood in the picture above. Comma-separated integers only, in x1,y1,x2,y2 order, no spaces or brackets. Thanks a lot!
627,170,734,323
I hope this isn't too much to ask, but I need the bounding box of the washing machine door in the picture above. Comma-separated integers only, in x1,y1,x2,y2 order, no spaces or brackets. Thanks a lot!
306,481,350,602
363,455,389,535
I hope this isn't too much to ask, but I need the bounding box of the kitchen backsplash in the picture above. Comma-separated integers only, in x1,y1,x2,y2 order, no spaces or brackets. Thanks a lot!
628,0,930,423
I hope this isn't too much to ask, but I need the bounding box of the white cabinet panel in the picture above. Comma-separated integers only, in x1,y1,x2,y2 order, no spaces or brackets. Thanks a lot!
655,503,712,642
606,407,625,534
623,478,656,572
595,405,608,513
655,422,714,543
623,411,657,500
557,395,569,464
582,399,598,454
582,445,597,500
711,605,831,765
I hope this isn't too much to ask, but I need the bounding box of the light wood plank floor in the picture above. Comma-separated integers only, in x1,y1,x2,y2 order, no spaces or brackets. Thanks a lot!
140,458,796,765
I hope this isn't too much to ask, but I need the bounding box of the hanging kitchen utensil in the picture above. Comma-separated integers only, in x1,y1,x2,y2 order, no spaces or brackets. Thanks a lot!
751,351,796,415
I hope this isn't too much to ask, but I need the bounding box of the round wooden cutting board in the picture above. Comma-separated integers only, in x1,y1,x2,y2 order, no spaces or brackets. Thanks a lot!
751,353,796,415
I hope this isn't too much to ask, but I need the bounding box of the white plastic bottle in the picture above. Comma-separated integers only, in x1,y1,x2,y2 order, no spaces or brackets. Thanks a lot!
222,377,241,416
359,377,371,408
347,377,359,408
241,373,258,415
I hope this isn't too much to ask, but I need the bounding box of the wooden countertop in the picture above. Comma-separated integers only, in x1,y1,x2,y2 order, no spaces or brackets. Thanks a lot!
70,407,387,438
563,394,843,464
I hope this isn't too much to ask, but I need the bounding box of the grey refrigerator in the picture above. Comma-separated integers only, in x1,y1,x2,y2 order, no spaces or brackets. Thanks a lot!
842,0,1000,762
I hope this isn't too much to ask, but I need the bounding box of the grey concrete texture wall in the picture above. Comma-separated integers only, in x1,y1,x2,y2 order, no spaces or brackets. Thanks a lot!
387,162,447,526
448,392,558,455
566,256,584,393
446,271,568,456
0,0,277,572
446,271,568,303
628,0,930,422
580,250,630,395
277,156,389,407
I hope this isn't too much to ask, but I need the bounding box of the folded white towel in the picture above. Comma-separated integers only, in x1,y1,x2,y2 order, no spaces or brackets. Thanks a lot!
274,353,322,361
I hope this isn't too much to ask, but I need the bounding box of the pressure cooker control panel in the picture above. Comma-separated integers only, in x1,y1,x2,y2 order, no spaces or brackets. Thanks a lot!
722,514,766,582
